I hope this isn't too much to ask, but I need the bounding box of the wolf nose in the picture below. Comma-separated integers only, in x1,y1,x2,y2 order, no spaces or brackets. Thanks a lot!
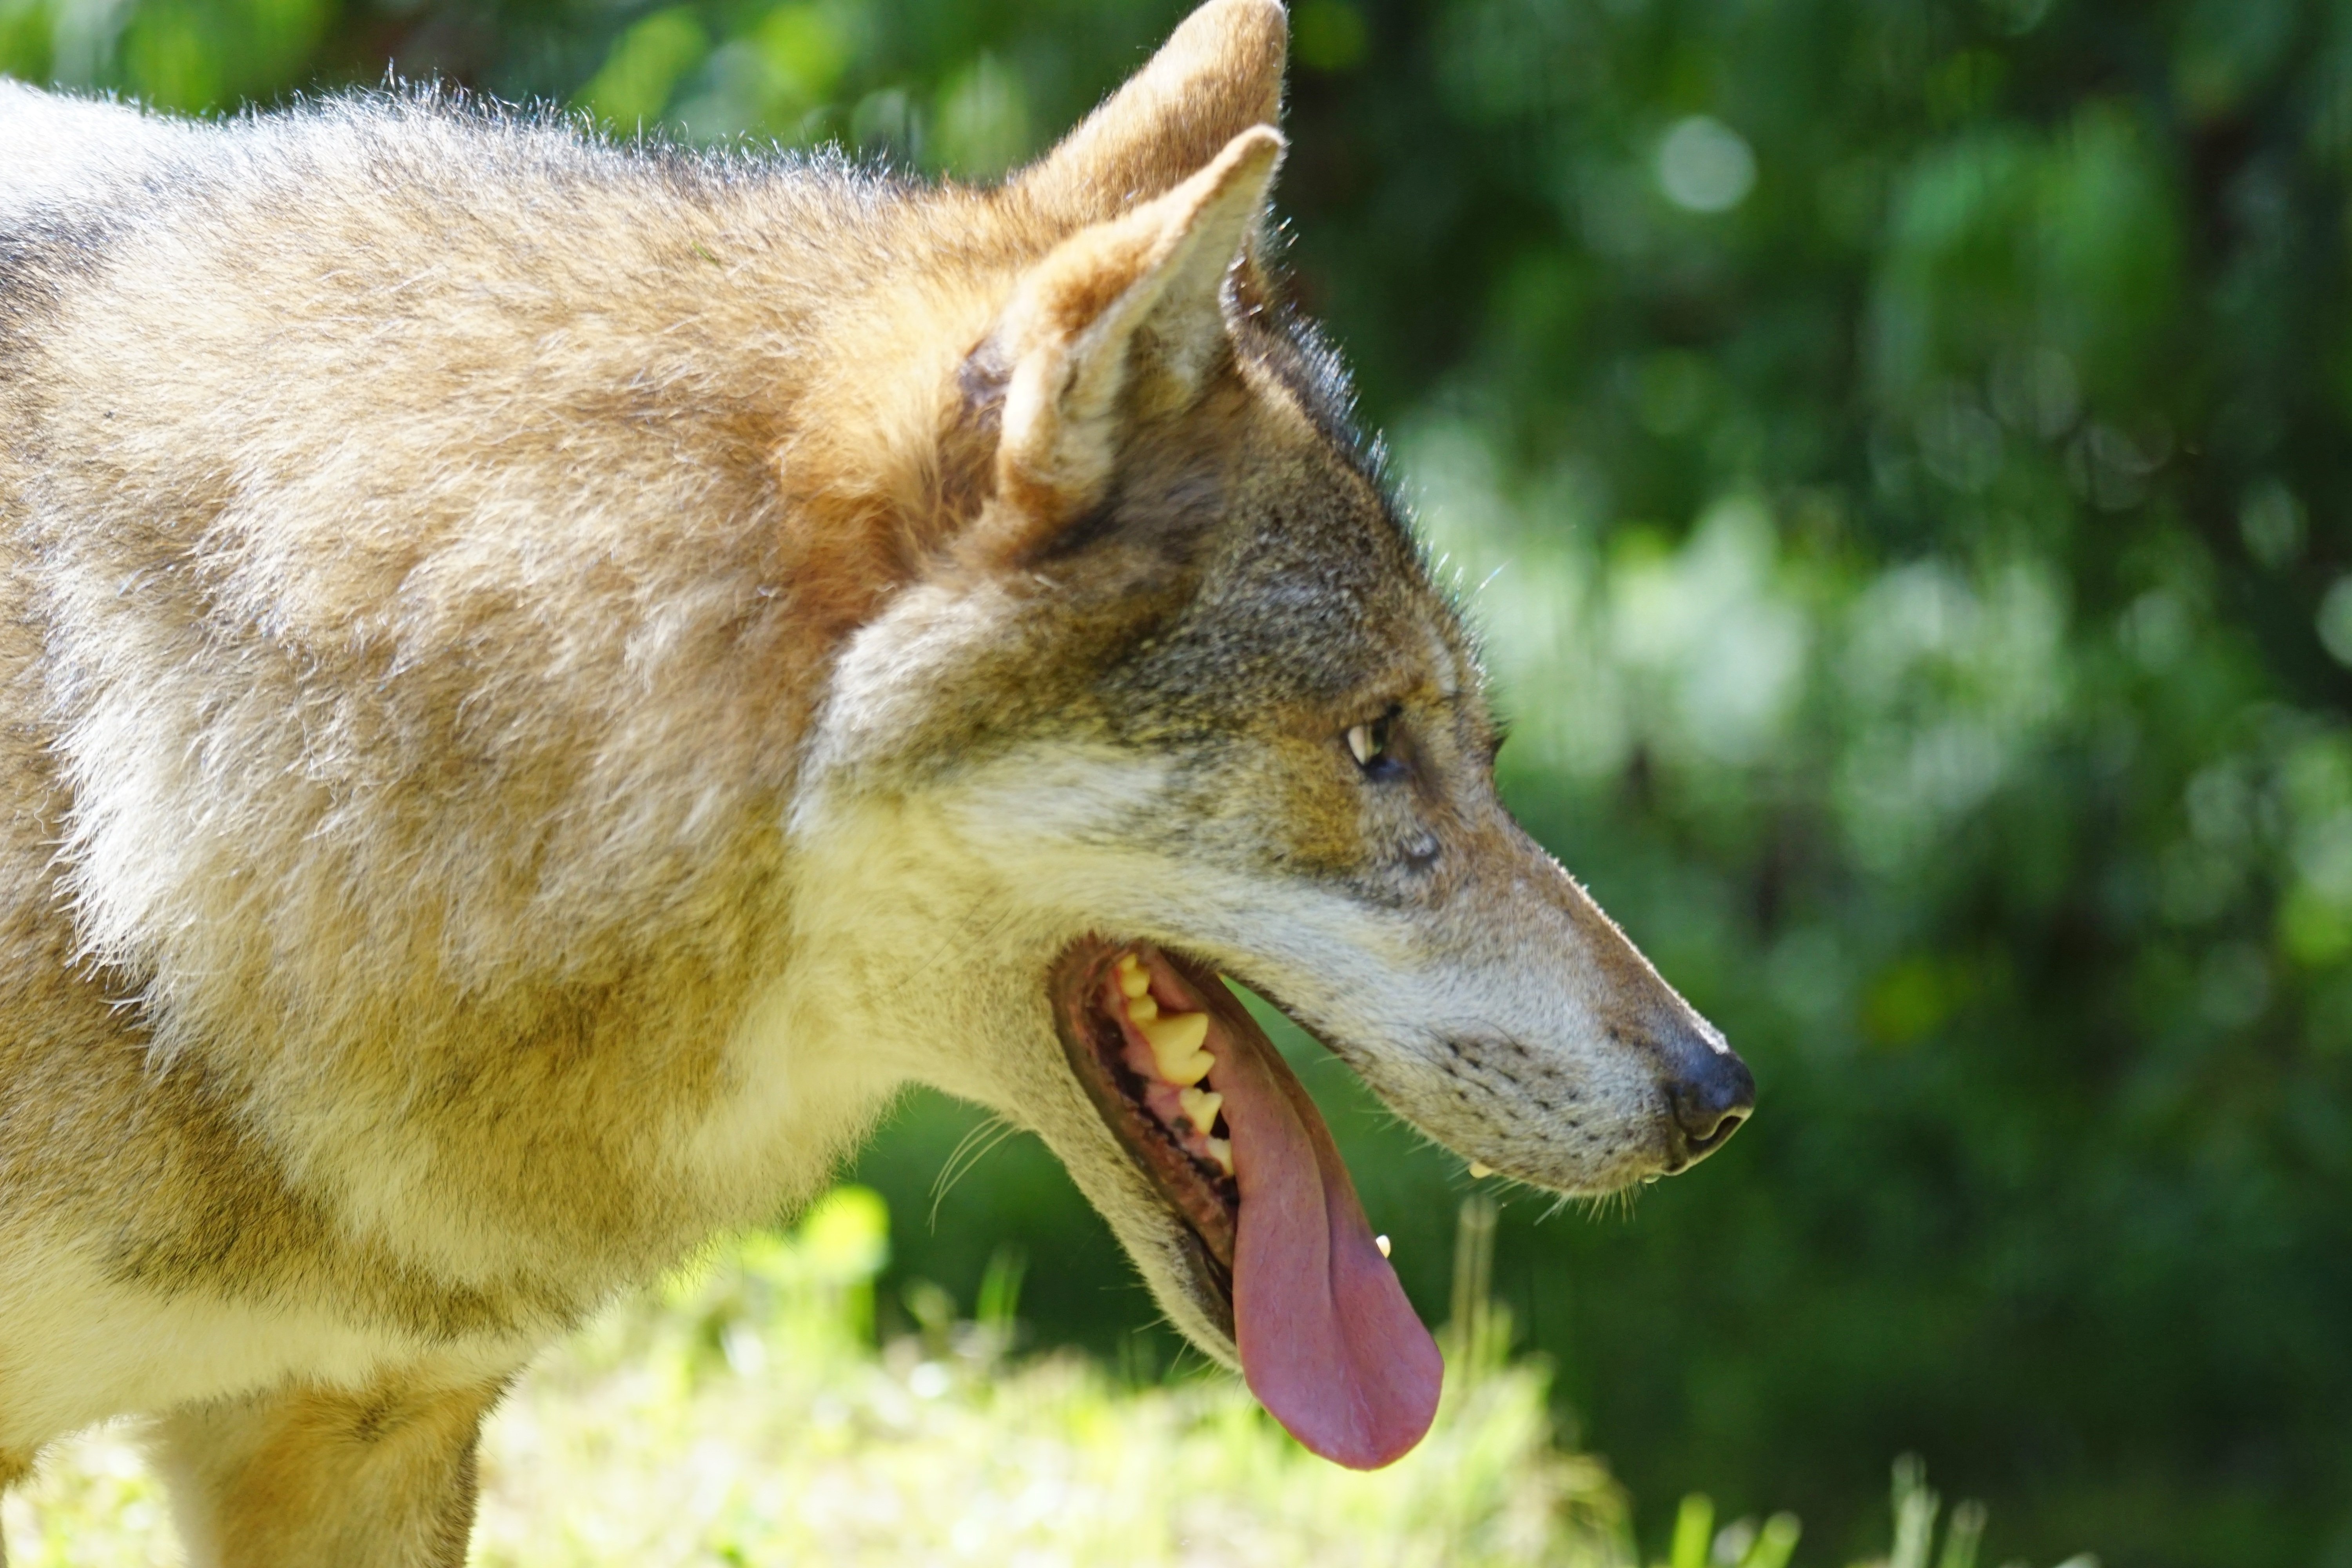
1662,1025,1754,1169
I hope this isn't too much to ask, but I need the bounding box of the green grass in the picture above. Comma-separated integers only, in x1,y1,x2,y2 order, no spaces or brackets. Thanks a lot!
0,1191,2091,1568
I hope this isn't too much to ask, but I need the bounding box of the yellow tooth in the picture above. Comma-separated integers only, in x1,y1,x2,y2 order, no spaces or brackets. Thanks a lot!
1375,1234,1392,1258
1140,1012,1212,1083
1117,957,1151,1000
1125,993,1159,1024
1468,1161,1494,1179
1205,1137,1234,1176
1178,1087,1223,1132
1141,1010,1207,1055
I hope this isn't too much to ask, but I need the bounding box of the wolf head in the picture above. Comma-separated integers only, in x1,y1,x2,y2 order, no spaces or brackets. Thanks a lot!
786,0,1751,1469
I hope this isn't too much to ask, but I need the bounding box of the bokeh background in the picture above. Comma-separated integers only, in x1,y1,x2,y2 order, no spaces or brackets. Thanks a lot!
8,2,2351,1564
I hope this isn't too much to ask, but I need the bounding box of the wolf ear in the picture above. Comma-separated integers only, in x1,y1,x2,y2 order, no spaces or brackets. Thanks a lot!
1016,0,1287,228
976,126,1283,561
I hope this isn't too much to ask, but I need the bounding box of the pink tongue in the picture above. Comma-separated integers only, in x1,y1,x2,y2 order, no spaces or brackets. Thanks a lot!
1207,1007,1444,1469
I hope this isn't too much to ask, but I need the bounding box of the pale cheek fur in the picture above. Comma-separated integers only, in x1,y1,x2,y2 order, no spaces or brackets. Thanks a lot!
831,740,1670,1194
773,764,1247,1358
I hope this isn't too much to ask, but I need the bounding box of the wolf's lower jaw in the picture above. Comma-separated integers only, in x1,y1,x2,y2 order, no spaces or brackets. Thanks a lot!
1049,936,1444,1471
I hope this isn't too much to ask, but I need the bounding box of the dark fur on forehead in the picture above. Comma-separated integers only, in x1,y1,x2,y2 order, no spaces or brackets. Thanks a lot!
1227,287,1489,673
943,246,1454,728
1069,361,1461,732
1224,271,1441,624
1229,268,1388,494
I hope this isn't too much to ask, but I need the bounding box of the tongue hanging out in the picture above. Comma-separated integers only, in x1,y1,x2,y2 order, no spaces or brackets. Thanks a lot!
1096,948,1444,1470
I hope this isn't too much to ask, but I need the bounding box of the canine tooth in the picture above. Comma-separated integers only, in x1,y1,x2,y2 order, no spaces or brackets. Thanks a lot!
1375,1234,1391,1258
1178,1087,1223,1132
1125,993,1160,1024
1468,1161,1494,1179
1141,1010,1207,1053
1205,1137,1233,1176
1140,1013,1211,1083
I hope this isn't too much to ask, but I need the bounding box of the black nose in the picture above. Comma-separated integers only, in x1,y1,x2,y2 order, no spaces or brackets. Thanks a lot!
1662,1023,1754,1169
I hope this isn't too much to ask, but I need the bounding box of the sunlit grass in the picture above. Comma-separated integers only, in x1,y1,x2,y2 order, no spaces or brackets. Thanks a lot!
2,1191,2086,1568
465,1191,1628,1566
3,1189,1619,1566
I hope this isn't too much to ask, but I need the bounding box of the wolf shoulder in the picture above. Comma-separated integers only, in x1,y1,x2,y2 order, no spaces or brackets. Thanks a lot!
0,85,550,236
0,83,866,235
0,82,204,225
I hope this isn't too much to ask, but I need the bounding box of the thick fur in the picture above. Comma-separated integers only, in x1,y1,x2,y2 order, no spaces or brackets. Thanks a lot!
0,2,1739,1559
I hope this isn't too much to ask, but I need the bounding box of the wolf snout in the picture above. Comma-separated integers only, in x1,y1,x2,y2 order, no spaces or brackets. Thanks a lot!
1659,1019,1754,1171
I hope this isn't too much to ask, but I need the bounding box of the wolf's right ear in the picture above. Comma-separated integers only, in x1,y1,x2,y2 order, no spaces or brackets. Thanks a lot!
1015,0,1287,228
969,126,1282,564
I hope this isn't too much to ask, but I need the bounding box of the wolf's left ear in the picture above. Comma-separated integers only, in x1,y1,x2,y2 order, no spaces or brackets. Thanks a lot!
1016,0,1287,228
975,126,1282,561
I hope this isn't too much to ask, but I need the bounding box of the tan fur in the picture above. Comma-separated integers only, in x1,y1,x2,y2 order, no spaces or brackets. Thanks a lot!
0,2,1746,1558
152,1377,503,1567
0,1449,23,1568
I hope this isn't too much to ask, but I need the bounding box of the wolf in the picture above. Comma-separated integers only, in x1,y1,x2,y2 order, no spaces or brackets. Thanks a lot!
0,1,1752,1560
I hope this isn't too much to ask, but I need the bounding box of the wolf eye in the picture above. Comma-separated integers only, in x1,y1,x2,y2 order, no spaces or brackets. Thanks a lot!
1345,710,1402,779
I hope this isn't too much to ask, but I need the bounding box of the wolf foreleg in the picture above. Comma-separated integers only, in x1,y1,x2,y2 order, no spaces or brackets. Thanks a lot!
0,1445,26,1566
149,1374,507,1568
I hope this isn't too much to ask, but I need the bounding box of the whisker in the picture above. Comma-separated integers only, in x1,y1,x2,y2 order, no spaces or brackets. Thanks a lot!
922,900,1014,976
929,1116,1020,1230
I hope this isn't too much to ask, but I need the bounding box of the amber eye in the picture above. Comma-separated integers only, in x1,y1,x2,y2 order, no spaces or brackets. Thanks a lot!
1345,709,1403,779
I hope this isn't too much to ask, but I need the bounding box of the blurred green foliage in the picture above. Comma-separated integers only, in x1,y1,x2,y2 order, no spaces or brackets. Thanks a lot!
9,0,2352,1564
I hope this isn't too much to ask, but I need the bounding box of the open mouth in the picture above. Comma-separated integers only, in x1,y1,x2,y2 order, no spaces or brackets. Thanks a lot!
1048,936,1444,1470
